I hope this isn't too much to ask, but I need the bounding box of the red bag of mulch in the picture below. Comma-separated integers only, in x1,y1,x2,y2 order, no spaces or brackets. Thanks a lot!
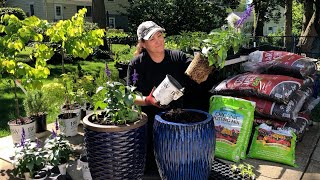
254,118,287,129
210,73,304,104
248,124,297,167
242,90,307,122
281,113,310,141
248,50,294,62
243,53,317,79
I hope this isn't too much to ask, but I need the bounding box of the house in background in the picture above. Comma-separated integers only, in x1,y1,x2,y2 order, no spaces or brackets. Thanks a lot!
5,0,130,31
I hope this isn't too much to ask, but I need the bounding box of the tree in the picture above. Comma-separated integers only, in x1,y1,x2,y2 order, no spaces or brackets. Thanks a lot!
284,0,293,50
0,0,5,7
92,0,106,29
122,0,241,35
292,0,303,36
297,0,320,57
252,0,285,36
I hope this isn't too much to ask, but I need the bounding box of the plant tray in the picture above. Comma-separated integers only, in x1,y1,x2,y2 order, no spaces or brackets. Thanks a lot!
209,159,244,180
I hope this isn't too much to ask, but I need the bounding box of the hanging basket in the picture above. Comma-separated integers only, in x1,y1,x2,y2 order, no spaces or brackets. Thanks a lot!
185,53,214,84
83,112,148,180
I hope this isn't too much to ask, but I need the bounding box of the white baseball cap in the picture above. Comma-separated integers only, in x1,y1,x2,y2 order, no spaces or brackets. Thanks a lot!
137,21,165,40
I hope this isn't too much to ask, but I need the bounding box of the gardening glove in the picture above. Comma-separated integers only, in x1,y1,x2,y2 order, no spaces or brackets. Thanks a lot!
145,87,163,108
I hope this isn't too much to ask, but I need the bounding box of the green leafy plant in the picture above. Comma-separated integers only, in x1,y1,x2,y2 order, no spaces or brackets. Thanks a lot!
23,89,48,117
43,133,73,166
92,64,142,125
13,131,46,178
230,163,256,180
45,8,105,73
41,82,65,121
0,14,53,122
113,46,134,65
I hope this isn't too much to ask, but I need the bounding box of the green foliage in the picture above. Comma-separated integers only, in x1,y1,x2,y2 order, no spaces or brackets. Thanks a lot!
201,28,247,68
0,13,53,118
23,89,48,117
113,45,135,64
43,134,73,166
41,82,65,120
166,31,208,53
122,0,238,35
0,7,26,20
230,163,256,179
13,140,47,177
292,0,303,36
45,8,105,60
106,29,129,38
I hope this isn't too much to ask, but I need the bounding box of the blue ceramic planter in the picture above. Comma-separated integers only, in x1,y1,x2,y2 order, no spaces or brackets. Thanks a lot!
154,109,216,180
83,113,148,180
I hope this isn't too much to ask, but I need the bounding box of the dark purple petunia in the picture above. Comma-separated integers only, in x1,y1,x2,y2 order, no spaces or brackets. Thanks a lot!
132,69,138,84
105,63,111,78
20,128,26,147
235,5,254,28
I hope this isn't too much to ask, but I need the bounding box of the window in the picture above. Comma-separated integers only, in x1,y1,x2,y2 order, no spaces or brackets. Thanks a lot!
56,6,61,16
54,4,63,20
30,4,34,16
76,6,92,17
109,17,115,28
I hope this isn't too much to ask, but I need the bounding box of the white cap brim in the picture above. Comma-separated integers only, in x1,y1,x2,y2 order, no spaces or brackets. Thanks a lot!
143,27,165,40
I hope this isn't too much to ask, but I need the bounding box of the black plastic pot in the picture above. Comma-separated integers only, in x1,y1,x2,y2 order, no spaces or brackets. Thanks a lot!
32,114,47,133
115,62,128,80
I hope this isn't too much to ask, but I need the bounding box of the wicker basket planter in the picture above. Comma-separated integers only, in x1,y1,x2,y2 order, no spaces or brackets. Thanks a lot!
153,109,216,180
83,112,148,180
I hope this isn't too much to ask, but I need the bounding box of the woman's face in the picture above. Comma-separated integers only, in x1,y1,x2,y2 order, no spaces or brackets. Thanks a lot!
142,31,165,54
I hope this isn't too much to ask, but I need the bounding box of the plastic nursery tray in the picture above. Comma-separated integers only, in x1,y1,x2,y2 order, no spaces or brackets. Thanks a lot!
209,159,244,180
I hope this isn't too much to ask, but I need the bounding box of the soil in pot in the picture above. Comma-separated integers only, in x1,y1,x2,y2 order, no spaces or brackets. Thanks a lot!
161,109,207,123
8,117,33,125
58,113,78,120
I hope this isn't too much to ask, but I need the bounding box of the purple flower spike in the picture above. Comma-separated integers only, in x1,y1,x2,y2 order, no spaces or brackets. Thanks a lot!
55,119,59,131
36,138,41,148
105,63,111,78
20,128,26,147
132,69,138,84
51,129,57,138
235,5,254,28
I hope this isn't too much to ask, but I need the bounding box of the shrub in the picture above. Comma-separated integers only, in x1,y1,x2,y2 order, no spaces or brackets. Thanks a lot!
0,7,26,20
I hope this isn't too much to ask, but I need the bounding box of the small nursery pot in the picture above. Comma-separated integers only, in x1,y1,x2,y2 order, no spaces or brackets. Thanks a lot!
31,114,47,133
58,113,80,137
8,118,36,144
152,74,184,105
154,109,216,180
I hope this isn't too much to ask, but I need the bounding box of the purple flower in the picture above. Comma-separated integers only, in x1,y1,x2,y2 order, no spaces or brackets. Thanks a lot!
235,5,254,28
36,138,41,148
51,129,57,138
105,63,111,78
55,119,59,131
132,69,138,84
20,128,26,147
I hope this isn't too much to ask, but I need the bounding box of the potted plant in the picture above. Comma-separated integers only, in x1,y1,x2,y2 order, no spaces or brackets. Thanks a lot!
113,45,135,80
0,14,54,144
12,130,47,180
23,89,49,133
82,64,148,179
153,109,215,180
43,124,73,175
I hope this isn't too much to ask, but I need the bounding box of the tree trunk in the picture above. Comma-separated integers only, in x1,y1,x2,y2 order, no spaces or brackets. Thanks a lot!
253,1,265,37
92,0,106,29
61,48,65,74
301,0,314,33
284,0,293,51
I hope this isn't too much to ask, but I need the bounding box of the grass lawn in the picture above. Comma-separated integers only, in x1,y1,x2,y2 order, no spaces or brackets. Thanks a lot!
0,59,118,138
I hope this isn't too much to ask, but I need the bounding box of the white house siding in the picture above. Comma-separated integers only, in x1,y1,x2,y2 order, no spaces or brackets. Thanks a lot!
5,0,46,19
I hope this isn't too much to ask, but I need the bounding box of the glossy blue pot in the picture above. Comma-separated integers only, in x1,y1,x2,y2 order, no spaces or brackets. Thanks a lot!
153,109,215,180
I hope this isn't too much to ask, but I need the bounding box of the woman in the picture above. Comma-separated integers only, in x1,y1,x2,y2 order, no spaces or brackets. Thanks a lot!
127,21,194,174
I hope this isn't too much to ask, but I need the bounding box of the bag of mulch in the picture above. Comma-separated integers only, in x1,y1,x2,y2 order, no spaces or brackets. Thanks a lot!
281,113,310,142
242,90,307,122
243,53,317,79
209,95,255,162
248,124,297,167
301,96,320,112
248,50,293,62
254,118,287,129
210,73,304,104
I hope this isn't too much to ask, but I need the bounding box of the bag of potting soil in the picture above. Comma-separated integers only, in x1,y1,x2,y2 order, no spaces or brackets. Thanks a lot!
210,73,304,104
254,118,287,129
301,96,320,112
242,90,307,122
209,95,255,162
248,124,297,167
243,53,317,79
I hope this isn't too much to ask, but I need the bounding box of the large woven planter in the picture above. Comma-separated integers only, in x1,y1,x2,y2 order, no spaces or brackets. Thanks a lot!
154,109,215,180
83,112,148,180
